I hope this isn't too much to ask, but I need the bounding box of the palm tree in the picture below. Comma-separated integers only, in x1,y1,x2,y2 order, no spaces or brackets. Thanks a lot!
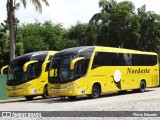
89,0,115,24
6,0,49,61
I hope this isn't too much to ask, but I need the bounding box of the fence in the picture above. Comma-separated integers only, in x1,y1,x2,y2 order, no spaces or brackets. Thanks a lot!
0,75,8,100
0,75,21,100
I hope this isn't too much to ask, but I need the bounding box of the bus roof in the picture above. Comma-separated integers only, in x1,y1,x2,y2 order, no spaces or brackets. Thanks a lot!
12,51,50,62
54,46,95,56
54,46,157,56
94,46,157,55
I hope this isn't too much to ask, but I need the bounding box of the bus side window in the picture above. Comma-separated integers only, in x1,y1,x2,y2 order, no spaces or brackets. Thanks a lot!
123,53,132,66
92,53,103,69
45,63,50,72
149,55,157,66
111,53,120,66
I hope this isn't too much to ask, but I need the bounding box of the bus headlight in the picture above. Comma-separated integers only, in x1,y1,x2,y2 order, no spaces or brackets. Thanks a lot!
48,83,77,91
7,84,31,92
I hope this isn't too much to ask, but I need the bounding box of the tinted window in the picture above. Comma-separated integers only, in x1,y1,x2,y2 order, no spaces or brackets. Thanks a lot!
31,54,47,61
92,52,122,68
92,52,157,69
132,54,157,66
123,53,132,65
45,62,50,72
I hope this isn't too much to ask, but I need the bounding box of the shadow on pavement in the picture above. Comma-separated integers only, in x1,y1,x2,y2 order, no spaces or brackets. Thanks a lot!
0,89,154,104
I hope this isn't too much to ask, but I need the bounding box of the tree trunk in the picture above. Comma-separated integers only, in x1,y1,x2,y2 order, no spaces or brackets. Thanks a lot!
8,0,16,61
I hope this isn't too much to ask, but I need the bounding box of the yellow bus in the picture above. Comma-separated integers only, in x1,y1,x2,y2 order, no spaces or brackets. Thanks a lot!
7,51,57,100
48,46,159,99
0,65,9,75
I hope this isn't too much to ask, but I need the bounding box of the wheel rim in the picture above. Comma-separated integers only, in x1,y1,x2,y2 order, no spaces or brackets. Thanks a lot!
43,87,50,98
141,83,145,90
45,88,49,97
93,87,99,97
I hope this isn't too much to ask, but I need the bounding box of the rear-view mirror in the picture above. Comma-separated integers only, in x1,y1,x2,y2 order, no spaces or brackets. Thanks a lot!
70,57,85,70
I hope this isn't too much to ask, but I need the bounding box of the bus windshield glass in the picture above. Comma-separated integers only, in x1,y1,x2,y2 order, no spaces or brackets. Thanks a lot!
7,53,47,86
49,55,75,83
7,58,29,86
49,51,93,83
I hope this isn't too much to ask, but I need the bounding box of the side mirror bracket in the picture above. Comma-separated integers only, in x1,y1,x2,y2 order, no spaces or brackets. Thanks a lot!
23,61,38,72
70,57,85,70
1,65,9,75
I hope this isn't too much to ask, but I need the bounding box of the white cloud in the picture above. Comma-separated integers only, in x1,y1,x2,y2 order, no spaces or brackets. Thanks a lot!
13,0,100,28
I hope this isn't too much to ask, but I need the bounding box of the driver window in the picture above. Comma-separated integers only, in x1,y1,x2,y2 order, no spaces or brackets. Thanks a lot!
74,60,87,77
45,62,50,72
27,62,41,79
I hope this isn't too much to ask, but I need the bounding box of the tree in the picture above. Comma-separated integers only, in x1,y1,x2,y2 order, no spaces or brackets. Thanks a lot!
89,0,160,53
6,0,49,61
137,5,160,52
90,0,140,48
17,21,77,52
0,22,9,68
67,22,87,46
90,0,116,23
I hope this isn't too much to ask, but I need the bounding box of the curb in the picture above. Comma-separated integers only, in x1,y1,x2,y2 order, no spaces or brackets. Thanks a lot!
0,97,25,103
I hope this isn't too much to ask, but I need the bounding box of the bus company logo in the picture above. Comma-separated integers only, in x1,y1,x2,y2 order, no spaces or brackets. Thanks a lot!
12,86,16,90
55,84,61,89
12,86,16,89
127,68,150,74
113,70,121,89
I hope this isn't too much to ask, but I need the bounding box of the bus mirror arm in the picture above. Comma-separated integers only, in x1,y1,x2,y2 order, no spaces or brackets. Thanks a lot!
23,61,38,72
70,57,85,70
1,65,9,75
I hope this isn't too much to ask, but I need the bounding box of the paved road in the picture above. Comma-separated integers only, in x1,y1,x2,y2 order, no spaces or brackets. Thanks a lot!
1,87,160,119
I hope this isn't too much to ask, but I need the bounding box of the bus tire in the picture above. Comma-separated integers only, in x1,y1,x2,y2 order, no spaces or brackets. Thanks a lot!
139,81,146,92
25,96,34,101
42,86,50,99
68,96,77,100
89,84,100,99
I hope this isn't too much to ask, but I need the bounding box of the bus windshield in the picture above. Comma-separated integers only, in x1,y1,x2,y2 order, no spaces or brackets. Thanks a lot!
7,58,29,86
49,55,75,83
7,54,47,86
49,51,93,84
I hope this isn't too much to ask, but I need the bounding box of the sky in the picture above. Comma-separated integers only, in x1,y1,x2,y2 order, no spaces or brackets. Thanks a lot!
0,0,160,28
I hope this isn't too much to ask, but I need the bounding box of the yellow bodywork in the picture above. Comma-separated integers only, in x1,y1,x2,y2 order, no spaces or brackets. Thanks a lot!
48,46,159,97
7,51,57,97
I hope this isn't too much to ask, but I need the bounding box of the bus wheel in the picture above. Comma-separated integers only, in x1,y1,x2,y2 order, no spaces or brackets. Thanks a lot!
89,84,100,99
42,86,50,99
25,96,34,101
68,96,77,100
139,81,146,92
